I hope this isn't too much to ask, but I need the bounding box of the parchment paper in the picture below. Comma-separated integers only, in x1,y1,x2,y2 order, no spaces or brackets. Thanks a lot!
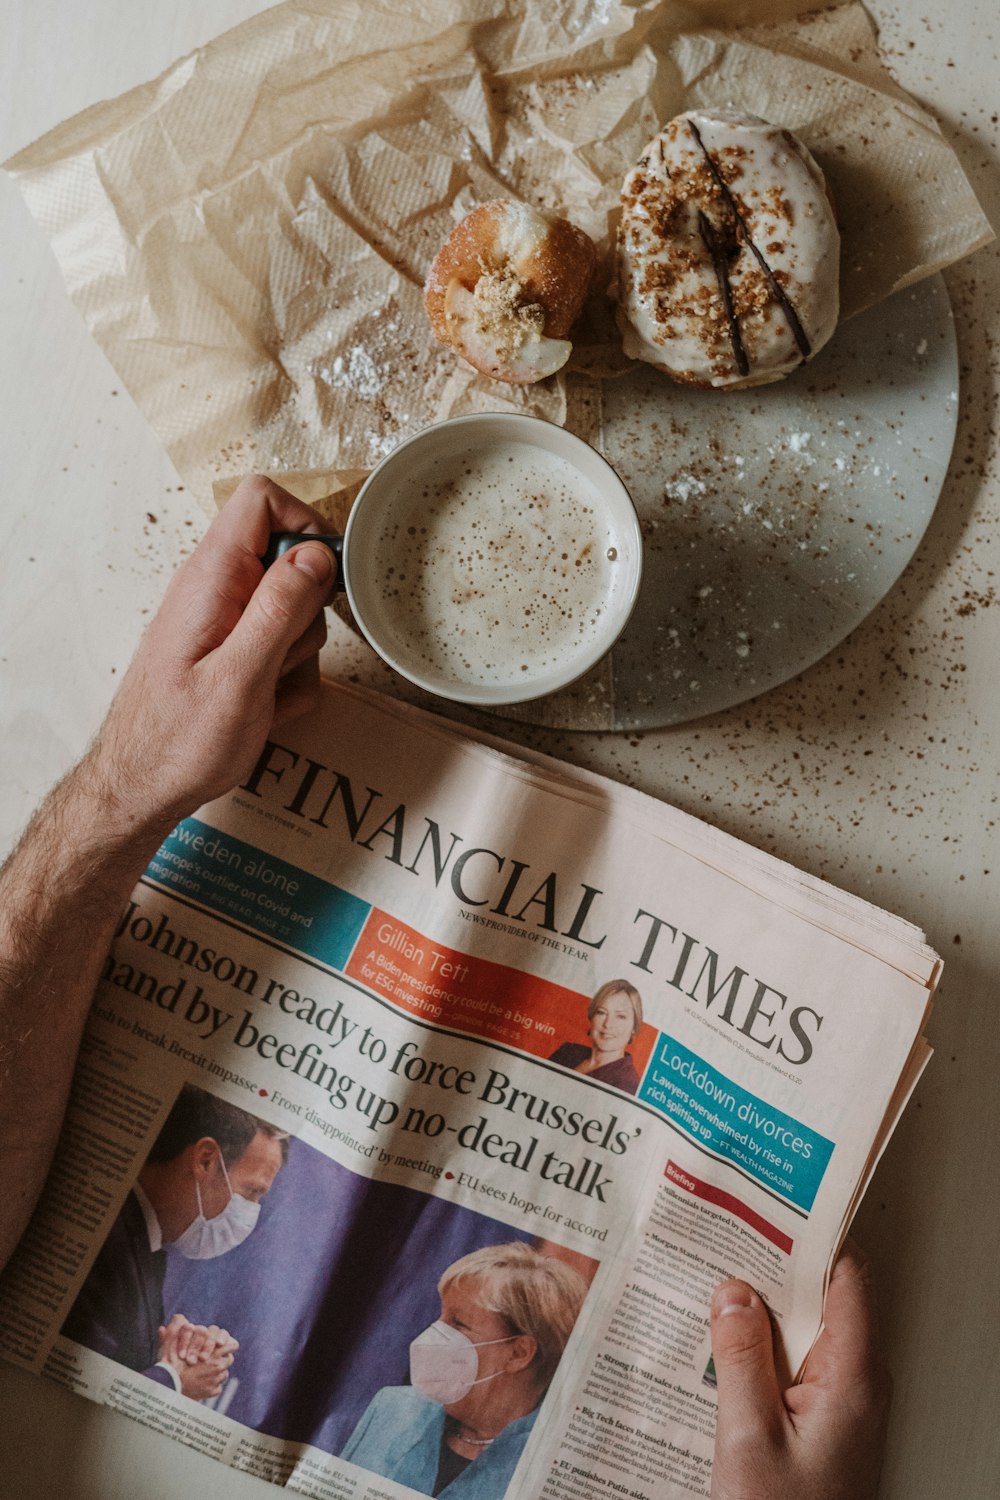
6,0,992,517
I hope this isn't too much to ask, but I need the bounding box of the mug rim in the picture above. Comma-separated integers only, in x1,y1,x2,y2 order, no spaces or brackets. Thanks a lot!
342,412,643,708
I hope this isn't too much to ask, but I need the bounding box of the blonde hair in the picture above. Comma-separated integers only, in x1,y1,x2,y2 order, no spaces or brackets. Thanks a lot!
439,1242,587,1390
587,980,643,1041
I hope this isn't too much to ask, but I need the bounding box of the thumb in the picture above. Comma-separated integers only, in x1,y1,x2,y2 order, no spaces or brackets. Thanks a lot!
225,541,335,680
710,1281,784,1438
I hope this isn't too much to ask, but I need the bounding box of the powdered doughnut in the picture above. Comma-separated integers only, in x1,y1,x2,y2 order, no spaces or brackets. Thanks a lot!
617,109,840,389
424,200,597,384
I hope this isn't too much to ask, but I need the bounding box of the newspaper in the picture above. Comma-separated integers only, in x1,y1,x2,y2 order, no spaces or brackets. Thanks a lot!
0,680,937,1500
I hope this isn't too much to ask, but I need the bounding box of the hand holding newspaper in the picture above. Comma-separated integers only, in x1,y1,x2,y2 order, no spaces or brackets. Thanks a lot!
0,679,936,1500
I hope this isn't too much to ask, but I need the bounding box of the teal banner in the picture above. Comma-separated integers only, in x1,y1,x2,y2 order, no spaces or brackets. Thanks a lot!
148,817,369,971
639,1032,834,1211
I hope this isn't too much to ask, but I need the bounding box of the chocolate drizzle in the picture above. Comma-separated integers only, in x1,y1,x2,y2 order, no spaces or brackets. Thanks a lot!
688,118,812,367
698,211,749,378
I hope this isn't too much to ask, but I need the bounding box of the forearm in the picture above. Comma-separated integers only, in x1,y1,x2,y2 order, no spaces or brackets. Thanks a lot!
0,478,335,1275
0,748,172,1270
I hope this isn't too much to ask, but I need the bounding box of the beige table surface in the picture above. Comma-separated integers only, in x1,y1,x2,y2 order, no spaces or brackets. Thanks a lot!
1,3,998,1497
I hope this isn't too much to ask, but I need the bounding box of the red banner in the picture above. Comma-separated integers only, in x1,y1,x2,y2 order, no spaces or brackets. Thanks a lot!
664,1159,794,1253
345,908,658,1080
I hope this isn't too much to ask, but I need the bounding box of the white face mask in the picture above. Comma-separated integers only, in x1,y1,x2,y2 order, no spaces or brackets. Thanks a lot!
409,1320,518,1406
172,1150,260,1260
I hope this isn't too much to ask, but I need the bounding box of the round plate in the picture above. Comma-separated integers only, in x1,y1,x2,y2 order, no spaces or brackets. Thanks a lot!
519,273,959,730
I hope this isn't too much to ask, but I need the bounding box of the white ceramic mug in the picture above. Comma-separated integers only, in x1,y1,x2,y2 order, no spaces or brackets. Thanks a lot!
264,413,643,707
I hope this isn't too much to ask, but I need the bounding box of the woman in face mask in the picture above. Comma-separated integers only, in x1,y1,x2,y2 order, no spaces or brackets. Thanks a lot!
342,1242,588,1499
548,979,644,1095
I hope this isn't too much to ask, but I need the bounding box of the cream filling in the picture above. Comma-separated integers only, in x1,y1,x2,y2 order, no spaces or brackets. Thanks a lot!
444,279,571,380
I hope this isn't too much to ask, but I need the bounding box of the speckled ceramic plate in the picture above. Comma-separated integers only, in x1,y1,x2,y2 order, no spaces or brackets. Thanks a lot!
515,273,959,731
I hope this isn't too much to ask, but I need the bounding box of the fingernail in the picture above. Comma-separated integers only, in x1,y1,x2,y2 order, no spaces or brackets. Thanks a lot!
712,1282,756,1316
291,540,335,583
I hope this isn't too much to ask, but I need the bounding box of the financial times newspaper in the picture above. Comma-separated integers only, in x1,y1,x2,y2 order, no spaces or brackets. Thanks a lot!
0,680,937,1500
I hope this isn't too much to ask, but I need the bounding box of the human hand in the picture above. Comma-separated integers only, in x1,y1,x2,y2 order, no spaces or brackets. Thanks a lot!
90,475,336,835
175,1347,235,1401
709,1240,892,1500
159,1314,239,1401
159,1312,239,1367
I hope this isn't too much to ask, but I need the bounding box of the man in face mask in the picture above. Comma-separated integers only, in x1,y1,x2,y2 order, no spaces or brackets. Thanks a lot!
61,1084,287,1400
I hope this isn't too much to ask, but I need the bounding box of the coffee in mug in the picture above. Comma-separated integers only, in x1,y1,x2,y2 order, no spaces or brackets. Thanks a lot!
265,413,642,707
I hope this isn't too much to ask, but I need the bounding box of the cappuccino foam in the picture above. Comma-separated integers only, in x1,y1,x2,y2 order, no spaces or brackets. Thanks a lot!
368,441,625,692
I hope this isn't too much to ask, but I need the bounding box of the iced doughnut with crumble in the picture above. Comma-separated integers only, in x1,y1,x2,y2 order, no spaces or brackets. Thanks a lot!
616,109,840,389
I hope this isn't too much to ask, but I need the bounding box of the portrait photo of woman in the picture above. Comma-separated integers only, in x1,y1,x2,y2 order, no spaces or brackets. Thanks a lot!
548,978,645,1095
341,1241,588,1499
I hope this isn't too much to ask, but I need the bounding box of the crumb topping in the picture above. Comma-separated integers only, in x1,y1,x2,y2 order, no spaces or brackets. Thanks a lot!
469,263,545,359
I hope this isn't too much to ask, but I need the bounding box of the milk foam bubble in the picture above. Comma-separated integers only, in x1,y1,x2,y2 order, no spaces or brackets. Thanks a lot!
369,442,624,691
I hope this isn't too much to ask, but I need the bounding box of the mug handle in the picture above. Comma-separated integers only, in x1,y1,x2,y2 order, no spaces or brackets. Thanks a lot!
261,531,345,593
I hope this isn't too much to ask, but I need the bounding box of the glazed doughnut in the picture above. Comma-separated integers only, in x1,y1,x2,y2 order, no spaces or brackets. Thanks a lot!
424,200,597,384
616,109,840,389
